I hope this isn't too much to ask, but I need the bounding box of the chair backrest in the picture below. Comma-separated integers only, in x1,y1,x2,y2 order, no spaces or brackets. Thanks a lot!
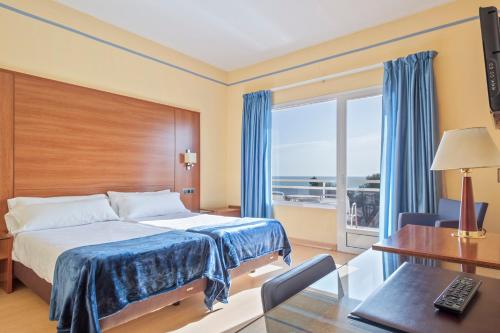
261,254,336,312
438,199,488,228
438,199,461,220
475,202,489,229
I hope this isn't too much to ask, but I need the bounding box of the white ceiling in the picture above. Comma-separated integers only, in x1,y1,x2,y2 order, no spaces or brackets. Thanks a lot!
57,0,453,71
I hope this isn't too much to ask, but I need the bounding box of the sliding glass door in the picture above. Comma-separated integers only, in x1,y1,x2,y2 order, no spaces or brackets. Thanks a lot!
337,88,382,253
271,87,381,253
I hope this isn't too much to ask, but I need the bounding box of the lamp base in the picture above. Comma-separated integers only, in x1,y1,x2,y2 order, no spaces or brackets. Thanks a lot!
455,169,484,239
451,229,486,239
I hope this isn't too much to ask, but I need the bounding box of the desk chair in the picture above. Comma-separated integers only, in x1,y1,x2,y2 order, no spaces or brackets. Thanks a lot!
398,198,488,230
261,254,336,312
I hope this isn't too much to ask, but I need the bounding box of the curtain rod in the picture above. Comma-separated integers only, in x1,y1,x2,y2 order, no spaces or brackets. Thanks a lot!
270,63,383,92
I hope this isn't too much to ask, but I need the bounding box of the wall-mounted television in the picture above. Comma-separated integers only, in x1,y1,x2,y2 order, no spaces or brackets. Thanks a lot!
479,6,500,127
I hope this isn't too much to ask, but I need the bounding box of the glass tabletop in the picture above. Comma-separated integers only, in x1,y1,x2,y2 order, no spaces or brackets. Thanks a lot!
237,249,500,333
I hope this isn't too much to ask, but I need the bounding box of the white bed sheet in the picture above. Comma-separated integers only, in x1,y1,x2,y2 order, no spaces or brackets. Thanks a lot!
12,221,166,283
134,211,199,221
136,214,258,230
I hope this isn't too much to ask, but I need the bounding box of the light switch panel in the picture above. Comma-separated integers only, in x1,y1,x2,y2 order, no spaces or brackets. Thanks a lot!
182,188,196,195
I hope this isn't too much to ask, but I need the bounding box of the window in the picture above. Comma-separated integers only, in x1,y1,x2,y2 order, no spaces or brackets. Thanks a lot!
272,99,337,208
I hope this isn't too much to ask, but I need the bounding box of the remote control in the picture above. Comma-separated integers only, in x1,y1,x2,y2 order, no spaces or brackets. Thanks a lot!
433,275,481,314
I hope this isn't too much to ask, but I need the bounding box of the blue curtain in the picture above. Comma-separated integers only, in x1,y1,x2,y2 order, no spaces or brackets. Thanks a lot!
379,51,440,239
241,90,272,218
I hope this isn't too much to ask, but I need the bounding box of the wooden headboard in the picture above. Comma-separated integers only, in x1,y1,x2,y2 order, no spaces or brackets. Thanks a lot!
0,69,200,232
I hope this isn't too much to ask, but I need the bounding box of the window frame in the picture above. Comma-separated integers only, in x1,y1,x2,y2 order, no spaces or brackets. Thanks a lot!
336,87,382,253
271,85,382,252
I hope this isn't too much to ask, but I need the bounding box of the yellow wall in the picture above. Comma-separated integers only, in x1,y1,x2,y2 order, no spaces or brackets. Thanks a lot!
0,0,228,208
226,0,500,238
2,0,500,242
273,205,337,245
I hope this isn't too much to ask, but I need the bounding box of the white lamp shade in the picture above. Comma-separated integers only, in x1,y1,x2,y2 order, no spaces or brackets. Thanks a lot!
431,127,500,171
184,152,197,164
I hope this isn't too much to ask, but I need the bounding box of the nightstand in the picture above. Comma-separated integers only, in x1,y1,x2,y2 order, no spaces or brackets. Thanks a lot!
0,233,13,293
200,206,241,217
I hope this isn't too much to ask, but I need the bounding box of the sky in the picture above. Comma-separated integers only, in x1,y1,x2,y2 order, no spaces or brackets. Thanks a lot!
272,95,382,178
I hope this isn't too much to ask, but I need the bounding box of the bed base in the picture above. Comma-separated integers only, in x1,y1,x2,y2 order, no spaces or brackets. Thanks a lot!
13,251,279,330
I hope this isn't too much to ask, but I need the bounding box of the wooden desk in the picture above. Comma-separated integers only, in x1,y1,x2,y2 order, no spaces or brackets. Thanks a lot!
372,225,500,270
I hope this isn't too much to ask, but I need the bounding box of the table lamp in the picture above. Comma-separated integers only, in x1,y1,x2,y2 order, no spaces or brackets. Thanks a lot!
431,127,500,238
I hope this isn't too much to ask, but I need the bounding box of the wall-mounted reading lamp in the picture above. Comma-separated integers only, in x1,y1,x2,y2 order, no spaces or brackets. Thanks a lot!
183,149,197,170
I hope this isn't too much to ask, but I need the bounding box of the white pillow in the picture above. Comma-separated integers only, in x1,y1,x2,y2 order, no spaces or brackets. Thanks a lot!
7,194,107,210
107,189,171,214
8,198,119,234
4,213,19,234
117,192,188,220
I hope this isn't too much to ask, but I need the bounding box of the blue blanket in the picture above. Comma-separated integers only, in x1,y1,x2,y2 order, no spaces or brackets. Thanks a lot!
49,231,226,333
187,218,291,296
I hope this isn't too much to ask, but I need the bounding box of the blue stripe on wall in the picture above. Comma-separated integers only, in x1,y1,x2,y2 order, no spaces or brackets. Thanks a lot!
0,2,478,87
0,2,228,86
229,15,479,86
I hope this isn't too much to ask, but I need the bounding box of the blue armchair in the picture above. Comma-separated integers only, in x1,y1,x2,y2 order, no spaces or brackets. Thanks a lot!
398,199,488,230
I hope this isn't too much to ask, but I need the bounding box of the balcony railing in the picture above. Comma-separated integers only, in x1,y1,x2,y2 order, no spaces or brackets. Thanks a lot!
272,177,380,229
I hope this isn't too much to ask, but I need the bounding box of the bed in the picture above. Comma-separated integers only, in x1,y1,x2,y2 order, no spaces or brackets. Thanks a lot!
133,212,292,297
11,218,283,331
9,198,286,332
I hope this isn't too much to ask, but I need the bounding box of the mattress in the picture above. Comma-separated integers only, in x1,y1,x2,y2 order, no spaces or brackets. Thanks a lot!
12,221,166,283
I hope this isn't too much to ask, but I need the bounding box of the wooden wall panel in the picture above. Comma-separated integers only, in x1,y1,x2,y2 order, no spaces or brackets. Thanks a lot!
0,71,14,233
0,70,201,225
175,108,201,212
14,74,176,196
